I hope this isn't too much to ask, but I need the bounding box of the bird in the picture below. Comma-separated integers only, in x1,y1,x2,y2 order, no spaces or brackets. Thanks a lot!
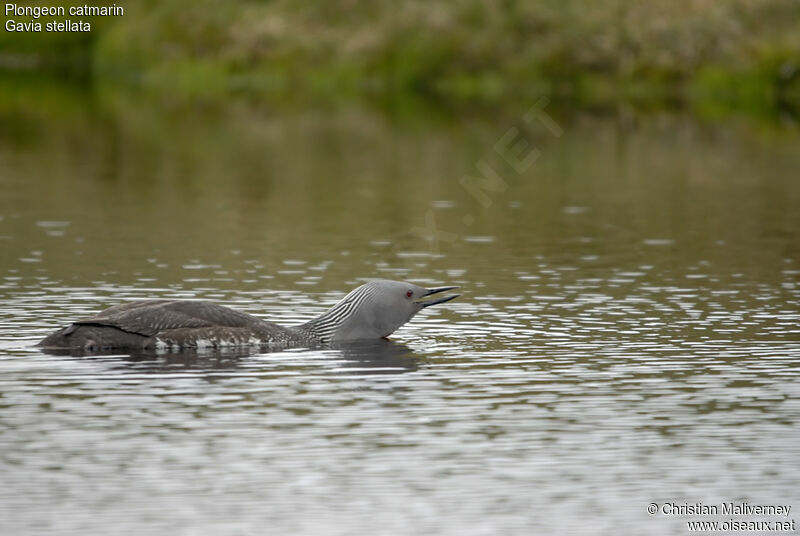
38,279,460,352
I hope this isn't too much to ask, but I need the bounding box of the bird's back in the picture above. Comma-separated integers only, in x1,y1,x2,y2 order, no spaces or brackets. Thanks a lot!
38,300,303,352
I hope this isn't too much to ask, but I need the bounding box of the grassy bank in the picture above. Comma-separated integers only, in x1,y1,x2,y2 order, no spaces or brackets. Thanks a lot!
3,0,800,117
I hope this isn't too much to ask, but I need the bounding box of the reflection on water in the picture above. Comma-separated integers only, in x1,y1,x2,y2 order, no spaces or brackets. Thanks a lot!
39,338,421,374
0,93,799,535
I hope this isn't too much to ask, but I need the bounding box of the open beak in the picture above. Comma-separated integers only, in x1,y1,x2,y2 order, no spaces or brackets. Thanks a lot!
417,286,460,308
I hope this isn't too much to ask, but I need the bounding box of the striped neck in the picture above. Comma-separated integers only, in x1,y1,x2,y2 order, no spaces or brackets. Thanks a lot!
297,283,377,343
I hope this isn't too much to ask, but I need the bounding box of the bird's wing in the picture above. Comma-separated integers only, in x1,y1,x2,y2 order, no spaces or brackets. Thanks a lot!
74,300,266,337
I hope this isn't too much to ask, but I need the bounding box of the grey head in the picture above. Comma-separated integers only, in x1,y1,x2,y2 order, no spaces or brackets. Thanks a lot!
299,279,459,343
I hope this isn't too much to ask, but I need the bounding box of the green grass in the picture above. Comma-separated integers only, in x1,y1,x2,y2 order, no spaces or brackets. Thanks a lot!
2,0,799,119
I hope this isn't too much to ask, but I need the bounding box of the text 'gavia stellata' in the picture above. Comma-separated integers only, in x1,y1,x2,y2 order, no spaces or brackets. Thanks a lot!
38,280,460,352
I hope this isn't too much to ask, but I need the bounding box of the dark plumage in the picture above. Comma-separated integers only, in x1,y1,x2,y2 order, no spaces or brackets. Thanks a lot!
39,300,304,352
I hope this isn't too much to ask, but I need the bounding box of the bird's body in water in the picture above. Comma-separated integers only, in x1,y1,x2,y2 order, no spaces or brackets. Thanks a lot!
38,280,459,353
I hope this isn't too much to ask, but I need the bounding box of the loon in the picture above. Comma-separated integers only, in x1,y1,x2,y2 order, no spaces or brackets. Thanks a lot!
38,280,459,352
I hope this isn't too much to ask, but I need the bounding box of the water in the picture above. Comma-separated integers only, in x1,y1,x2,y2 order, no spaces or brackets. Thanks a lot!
1,95,799,535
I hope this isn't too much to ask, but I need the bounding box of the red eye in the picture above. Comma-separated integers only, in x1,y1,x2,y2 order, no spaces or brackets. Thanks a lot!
406,290,413,298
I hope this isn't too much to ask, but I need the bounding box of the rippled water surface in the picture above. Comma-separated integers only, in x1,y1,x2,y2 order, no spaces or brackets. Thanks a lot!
1,101,799,535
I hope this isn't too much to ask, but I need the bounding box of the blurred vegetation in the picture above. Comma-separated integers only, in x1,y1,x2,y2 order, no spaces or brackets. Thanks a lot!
2,0,800,118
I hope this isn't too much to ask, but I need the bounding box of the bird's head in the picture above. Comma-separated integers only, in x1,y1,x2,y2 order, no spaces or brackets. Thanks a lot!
310,279,459,342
